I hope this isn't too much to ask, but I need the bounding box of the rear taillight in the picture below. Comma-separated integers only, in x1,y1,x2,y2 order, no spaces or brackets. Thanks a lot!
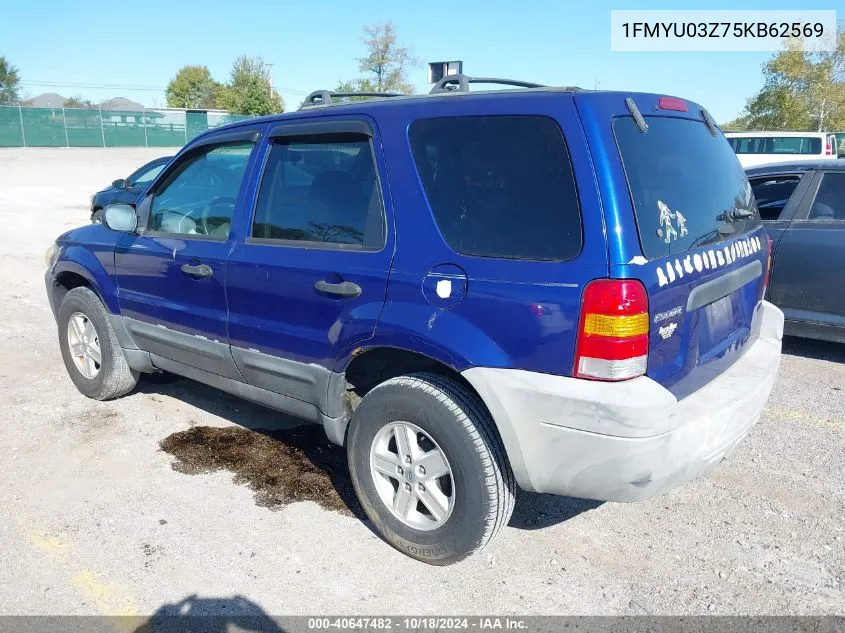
761,235,773,299
574,279,649,381
826,137,834,155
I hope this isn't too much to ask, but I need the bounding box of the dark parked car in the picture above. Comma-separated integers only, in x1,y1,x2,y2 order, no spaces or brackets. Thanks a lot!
90,156,172,222
747,159,845,343
45,77,783,564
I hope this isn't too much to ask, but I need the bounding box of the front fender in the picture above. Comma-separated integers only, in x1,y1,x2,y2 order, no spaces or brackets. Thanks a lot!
52,244,119,314
334,301,511,372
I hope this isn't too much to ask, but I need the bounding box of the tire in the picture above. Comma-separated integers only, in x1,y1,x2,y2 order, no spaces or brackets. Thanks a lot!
57,286,138,400
347,373,515,565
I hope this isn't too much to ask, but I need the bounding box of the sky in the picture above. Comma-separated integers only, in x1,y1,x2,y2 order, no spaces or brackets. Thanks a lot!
1,0,841,123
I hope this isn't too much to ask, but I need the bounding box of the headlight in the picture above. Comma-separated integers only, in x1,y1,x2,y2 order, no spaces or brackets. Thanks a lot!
44,243,59,270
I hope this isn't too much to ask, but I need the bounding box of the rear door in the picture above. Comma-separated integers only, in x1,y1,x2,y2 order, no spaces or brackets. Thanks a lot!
578,95,768,398
225,117,393,412
769,170,845,328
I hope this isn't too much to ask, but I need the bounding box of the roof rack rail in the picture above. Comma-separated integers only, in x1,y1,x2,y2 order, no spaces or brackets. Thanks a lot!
299,90,406,110
429,74,548,94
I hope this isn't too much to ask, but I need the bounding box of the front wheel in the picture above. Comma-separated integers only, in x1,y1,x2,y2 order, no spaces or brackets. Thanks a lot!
57,287,138,400
347,373,515,565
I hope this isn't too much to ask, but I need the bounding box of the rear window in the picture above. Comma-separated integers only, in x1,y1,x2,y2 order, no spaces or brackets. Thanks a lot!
727,136,822,155
409,116,582,261
614,116,761,260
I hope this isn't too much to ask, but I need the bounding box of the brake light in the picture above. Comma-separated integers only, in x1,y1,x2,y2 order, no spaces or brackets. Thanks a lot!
761,235,773,300
658,97,688,112
826,137,833,155
574,279,649,381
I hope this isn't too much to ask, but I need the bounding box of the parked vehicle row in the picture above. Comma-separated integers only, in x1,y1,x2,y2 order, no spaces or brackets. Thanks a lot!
54,78,783,564
725,131,839,168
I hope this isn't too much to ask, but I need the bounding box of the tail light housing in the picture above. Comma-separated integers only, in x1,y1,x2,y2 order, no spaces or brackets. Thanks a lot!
826,137,833,156
574,279,649,381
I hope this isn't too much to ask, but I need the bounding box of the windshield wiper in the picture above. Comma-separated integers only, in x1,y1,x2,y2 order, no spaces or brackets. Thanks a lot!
718,207,754,223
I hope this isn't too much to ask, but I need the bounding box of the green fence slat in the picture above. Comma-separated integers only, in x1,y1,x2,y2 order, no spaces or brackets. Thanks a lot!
0,106,24,146
1,106,254,148
147,110,187,147
102,110,146,147
20,107,65,146
64,108,104,147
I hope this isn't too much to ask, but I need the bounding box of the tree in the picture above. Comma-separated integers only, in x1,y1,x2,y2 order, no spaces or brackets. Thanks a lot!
166,65,221,109
217,56,283,115
337,21,419,96
733,27,845,131
0,56,21,105
63,96,95,109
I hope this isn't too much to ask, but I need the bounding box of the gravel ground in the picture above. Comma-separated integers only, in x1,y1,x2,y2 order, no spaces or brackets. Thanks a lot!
0,148,843,617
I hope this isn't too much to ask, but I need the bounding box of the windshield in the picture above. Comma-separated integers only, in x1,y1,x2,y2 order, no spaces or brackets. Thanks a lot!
614,116,761,260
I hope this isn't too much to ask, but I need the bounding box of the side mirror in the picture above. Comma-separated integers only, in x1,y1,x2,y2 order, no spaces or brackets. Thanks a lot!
102,204,138,232
112,178,126,189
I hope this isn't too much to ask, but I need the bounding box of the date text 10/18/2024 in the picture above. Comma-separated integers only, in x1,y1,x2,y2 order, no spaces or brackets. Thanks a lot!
307,618,528,630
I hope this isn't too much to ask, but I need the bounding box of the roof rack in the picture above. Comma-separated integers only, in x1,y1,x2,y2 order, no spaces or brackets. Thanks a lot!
299,90,406,110
429,74,548,94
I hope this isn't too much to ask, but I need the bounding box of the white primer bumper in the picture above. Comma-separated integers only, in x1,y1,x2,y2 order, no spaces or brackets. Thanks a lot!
463,301,784,502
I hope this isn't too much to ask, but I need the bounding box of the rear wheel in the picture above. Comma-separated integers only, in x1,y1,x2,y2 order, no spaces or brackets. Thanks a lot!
57,287,138,400
347,373,515,565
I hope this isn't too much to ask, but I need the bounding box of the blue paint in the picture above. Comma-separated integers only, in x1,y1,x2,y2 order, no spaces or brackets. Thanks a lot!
48,88,765,398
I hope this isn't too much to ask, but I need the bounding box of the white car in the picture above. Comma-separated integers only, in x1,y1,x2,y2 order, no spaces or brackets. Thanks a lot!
725,131,839,168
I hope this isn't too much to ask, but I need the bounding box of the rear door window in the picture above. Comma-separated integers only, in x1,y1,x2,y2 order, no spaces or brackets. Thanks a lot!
808,172,845,221
409,115,582,261
749,175,801,221
614,116,761,259
251,135,385,249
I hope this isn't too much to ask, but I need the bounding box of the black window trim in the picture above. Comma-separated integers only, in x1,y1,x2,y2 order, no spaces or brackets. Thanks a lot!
245,120,388,253
407,113,584,263
140,131,261,240
268,119,373,139
747,171,807,224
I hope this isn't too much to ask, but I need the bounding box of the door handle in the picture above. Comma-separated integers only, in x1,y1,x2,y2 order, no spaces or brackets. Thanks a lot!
314,280,362,298
181,263,213,278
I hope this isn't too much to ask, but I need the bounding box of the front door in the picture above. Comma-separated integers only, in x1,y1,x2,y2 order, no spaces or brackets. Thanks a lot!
225,118,394,411
114,130,262,377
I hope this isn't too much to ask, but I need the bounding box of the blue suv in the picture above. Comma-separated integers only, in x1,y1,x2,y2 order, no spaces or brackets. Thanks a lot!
45,76,784,565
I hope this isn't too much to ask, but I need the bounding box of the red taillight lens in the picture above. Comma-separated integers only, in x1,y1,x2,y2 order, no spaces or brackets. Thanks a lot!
826,140,833,155
574,279,649,381
658,97,688,112
761,235,773,299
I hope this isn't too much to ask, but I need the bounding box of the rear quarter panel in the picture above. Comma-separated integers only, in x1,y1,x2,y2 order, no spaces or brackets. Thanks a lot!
345,92,608,375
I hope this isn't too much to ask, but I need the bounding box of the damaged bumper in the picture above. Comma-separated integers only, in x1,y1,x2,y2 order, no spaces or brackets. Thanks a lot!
463,300,784,502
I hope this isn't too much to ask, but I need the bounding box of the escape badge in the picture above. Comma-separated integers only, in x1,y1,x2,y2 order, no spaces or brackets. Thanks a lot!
656,200,688,244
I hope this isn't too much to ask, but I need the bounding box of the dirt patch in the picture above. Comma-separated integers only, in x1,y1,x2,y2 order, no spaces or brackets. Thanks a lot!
159,425,359,516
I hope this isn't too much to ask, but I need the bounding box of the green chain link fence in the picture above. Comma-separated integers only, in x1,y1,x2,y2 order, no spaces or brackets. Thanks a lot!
0,106,254,148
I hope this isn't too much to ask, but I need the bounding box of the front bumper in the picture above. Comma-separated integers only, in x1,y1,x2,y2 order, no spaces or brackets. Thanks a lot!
462,300,784,502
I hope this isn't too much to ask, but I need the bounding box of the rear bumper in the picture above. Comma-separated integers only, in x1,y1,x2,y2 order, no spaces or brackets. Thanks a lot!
462,300,784,502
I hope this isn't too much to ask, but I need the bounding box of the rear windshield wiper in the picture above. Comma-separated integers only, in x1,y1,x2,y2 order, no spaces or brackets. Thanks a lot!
718,207,754,223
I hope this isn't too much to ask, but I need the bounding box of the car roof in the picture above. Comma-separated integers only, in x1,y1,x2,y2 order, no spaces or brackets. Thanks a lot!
745,159,845,176
192,85,706,141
